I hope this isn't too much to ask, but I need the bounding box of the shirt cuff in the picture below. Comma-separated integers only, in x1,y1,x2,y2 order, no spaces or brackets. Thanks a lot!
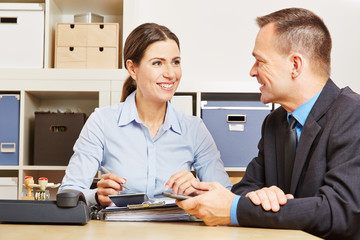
85,188,98,206
230,195,241,225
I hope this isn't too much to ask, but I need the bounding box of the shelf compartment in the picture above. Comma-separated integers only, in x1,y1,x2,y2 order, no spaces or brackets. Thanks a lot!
22,91,99,166
22,169,65,200
46,0,124,68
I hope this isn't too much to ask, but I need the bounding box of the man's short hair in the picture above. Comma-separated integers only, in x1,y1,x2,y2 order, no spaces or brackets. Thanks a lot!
256,8,332,78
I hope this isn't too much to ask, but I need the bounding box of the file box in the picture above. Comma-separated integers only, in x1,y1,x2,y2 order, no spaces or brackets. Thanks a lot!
0,177,18,199
201,93,272,167
0,3,44,68
0,94,20,165
33,112,86,166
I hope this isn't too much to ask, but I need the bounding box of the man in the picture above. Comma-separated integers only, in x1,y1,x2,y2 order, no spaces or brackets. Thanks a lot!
177,8,360,239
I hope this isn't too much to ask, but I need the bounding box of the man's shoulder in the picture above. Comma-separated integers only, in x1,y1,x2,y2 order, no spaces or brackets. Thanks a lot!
328,86,360,115
338,86,360,104
315,85,360,128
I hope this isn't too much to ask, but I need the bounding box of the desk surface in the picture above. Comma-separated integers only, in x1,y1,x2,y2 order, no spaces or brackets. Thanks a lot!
0,220,321,240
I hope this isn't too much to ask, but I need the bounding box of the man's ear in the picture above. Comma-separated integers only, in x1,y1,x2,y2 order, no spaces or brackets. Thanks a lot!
291,53,304,79
126,59,137,80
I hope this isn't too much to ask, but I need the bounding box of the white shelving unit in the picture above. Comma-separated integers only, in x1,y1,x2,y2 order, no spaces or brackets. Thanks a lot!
0,69,127,199
0,0,126,199
0,0,261,198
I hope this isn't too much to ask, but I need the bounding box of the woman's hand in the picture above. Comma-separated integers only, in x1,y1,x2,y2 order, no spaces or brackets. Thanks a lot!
96,173,127,207
165,170,199,196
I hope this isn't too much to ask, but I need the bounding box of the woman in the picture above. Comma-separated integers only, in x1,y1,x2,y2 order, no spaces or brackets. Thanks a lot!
59,23,231,207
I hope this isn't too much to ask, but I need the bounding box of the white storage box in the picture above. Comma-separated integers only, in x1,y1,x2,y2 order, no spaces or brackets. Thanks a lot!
0,177,18,199
0,3,44,68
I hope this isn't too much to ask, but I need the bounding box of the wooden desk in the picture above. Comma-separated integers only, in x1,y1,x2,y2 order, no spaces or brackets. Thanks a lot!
0,220,321,240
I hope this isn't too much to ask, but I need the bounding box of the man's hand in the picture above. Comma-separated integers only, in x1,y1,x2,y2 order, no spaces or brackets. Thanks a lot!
165,170,198,196
176,181,235,226
245,185,294,212
97,173,127,207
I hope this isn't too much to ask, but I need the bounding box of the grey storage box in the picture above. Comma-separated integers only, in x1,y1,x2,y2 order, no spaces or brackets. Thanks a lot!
74,12,104,23
201,93,272,167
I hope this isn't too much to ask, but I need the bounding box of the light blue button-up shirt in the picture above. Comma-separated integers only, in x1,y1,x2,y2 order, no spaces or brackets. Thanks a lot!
230,89,322,225
288,89,322,142
60,91,231,205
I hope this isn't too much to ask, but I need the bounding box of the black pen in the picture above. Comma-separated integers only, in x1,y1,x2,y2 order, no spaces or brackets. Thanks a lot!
101,166,130,190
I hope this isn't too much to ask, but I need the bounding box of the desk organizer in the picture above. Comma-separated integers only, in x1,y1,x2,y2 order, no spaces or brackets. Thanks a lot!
55,23,119,68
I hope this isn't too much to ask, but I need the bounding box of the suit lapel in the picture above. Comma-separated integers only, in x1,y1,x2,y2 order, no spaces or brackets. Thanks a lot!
290,114,321,193
289,79,341,194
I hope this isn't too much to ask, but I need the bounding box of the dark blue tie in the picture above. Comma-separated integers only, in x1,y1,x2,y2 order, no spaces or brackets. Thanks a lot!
284,115,297,193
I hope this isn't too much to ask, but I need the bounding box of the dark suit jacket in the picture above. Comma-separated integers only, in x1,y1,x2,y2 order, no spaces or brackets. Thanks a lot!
231,79,360,239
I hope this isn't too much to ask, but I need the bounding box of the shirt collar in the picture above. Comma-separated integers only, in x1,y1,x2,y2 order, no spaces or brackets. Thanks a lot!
287,89,323,126
118,90,182,135
163,102,182,135
118,90,141,126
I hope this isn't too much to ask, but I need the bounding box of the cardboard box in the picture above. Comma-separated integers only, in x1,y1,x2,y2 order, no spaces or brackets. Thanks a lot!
56,46,117,69
0,3,44,68
0,177,18,199
0,94,20,165
55,23,119,69
201,94,272,167
33,112,86,166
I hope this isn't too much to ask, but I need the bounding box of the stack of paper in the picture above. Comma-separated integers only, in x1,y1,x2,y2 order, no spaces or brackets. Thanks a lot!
100,205,191,222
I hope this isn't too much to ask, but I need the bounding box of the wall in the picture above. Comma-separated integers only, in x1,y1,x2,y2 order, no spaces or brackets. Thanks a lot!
124,0,360,93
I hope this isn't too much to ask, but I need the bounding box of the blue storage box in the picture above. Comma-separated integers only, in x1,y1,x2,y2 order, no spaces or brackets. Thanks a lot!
0,94,20,165
201,94,272,167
